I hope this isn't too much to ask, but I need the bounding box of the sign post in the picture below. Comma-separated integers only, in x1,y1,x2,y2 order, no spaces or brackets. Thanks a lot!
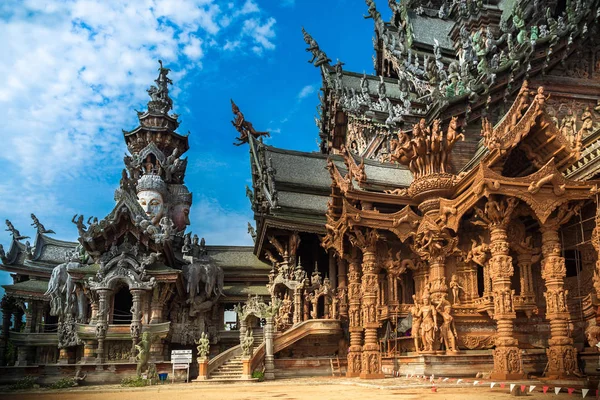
171,350,192,383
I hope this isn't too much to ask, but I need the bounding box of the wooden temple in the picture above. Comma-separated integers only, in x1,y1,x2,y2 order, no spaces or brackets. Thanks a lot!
1,0,600,384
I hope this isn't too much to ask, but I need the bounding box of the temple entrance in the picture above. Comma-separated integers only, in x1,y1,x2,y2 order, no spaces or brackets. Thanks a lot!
112,286,133,325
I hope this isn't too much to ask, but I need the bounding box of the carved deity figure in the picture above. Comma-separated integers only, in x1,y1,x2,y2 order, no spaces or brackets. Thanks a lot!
449,274,464,305
196,332,210,359
417,290,438,352
409,294,422,352
135,332,151,376
241,329,255,358
437,296,458,352
136,174,168,226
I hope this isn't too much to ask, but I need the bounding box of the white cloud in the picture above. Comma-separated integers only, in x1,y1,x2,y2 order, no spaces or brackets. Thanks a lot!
191,196,254,246
0,0,278,189
242,17,276,51
297,84,317,99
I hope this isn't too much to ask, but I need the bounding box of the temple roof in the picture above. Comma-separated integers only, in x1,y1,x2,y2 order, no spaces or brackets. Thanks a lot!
2,279,49,296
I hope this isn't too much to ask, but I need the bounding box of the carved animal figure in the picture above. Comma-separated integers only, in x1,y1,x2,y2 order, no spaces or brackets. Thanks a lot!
182,260,224,304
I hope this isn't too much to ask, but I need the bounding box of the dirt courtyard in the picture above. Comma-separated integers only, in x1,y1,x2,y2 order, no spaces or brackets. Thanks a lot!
1,377,593,400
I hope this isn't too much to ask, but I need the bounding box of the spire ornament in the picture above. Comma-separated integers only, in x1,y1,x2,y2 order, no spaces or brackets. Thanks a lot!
146,60,174,114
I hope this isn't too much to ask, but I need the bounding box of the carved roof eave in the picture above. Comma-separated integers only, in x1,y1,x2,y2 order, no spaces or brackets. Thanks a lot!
439,159,600,231
329,159,415,206
80,198,172,264
123,125,190,154
323,197,421,254
31,233,77,262
254,215,327,260
3,238,26,265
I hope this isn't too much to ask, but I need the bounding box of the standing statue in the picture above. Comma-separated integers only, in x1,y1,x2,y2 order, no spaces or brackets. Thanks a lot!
241,329,255,358
135,332,152,376
449,274,464,305
5,220,30,241
409,294,422,352
437,296,458,353
196,332,210,359
417,290,438,353
30,214,55,235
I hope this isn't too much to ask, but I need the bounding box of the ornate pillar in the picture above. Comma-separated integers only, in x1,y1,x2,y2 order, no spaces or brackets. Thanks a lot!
293,288,302,325
328,250,337,290
345,247,362,377
130,289,144,360
337,257,347,289
412,262,429,299
24,303,33,333
475,197,524,380
348,228,384,379
540,222,578,378
360,243,384,379
35,302,45,333
0,298,12,365
95,289,110,365
264,316,275,380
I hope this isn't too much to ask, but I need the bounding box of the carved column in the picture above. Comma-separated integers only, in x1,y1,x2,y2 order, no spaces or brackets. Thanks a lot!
360,244,384,379
337,257,347,288
95,288,110,365
0,297,13,366
345,248,362,377
24,303,33,333
413,262,429,300
337,257,348,319
293,288,302,325
264,316,275,380
476,197,524,380
541,225,578,378
328,250,337,290
35,302,45,333
130,289,144,361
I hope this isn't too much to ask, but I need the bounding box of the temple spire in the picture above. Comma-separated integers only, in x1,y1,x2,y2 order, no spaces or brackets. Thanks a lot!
146,60,174,114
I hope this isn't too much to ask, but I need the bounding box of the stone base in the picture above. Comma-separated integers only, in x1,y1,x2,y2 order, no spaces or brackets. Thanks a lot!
346,371,361,377
489,371,527,380
194,360,208,381
386,351,494,377
359,372,385,379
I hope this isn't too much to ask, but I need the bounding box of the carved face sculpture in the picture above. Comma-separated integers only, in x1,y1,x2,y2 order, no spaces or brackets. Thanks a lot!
137,190,165,225
171,204,190,232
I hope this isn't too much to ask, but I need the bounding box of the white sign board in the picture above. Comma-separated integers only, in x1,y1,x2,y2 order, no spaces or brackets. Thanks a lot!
171,350,192,383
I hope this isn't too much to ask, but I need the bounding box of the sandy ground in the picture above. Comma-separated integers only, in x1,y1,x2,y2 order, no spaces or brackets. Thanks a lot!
1,377,594,400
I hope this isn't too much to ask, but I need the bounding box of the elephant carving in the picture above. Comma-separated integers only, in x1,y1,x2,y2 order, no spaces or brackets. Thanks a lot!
182,259,224,305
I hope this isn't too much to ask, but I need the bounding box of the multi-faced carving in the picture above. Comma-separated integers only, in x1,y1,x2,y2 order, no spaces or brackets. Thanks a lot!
169,184,193,231
136,174,168,225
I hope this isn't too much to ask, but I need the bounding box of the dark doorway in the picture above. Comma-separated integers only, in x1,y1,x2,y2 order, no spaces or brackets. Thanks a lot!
113,286,133,325
477,266,485,297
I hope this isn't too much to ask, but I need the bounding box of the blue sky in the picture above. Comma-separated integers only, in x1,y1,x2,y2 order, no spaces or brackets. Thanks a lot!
0,0,390,293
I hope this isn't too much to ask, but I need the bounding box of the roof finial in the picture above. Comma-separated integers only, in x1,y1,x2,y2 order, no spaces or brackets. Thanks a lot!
147,60,174,114
302,28,331,67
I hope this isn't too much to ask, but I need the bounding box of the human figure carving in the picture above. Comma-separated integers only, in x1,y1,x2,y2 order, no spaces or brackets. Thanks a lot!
417,290,438,353
449,274,464,305
231,100,270,146
409,294,422,352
